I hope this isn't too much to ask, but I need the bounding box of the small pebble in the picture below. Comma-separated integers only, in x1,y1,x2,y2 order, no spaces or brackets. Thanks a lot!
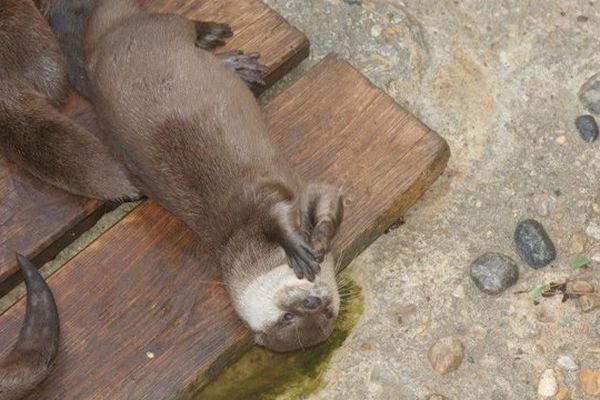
577,295,600,313
370,24,383,37
579,72,600,114
575,115,599,142
588,347,600,354
580,369,600,396
556,386,569,400
452,284,466,299
555,135,567,145
514,219,556,269
537,369,558,397
557,355,579,371
426,395,448,400
470,253,519,295
400,370,409,384
533,193,552,217
343,0,362,5
577,15,589,22
586,219,600,241
568,280,595,294
146,351,155,359
570,232,588,255
427,336,464,375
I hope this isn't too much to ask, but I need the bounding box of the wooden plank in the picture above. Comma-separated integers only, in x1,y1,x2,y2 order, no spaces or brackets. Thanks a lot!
0,0,309,289
0,54,449,399
0,140,104,287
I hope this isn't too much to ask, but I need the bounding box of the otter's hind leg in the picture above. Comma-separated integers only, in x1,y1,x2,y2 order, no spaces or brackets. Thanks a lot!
301,183,344,258
192,21,266,86
41,0,97,100
194,21,233,49
216,51,266,86
0,89,140,201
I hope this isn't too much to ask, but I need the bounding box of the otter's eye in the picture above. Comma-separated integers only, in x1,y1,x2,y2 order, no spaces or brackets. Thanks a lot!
281,312,295,324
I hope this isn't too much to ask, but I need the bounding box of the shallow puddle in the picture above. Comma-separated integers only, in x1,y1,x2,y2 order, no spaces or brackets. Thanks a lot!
196,276,363,400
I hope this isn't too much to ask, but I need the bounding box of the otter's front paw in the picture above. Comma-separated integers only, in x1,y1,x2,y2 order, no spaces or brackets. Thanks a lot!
281,232,321,282
194,21,233,49
217,51,266,86
309,219,335,261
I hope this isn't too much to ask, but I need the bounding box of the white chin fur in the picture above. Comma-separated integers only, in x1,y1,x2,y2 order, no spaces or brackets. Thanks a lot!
233,255,338,332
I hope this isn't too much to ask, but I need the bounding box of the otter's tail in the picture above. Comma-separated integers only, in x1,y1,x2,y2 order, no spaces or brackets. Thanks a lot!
0,255,59,400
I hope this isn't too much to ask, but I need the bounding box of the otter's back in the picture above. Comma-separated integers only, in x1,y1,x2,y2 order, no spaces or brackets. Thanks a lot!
90,13,277,165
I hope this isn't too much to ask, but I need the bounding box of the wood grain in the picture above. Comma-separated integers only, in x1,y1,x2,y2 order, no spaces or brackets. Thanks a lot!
0,54,449,400
0,0,309,289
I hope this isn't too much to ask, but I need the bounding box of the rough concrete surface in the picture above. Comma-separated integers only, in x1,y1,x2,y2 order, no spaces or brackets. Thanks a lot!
261,0,600,399
3,1,599,399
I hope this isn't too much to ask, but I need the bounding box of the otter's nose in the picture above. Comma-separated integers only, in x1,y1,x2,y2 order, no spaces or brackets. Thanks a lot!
303,296,323,310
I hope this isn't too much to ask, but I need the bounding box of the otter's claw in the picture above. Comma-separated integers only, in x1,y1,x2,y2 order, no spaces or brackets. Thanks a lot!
282,232,321,282
217,50,266,87
194,21,233,49
310,219,335,261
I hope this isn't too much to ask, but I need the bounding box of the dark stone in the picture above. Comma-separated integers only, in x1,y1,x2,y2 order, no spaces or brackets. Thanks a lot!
343,0,362,5
575,115,599,142
579,72,600,115
577,15,589,22
470,253,519,295
514,219,556,269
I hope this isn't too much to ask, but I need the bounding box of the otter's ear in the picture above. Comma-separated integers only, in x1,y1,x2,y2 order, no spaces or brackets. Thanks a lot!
301,183,344,258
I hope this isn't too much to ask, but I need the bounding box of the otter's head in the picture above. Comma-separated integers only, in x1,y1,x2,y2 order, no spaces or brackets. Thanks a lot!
231,252,340,352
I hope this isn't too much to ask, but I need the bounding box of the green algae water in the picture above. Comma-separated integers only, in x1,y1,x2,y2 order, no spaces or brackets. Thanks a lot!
196,277,363,400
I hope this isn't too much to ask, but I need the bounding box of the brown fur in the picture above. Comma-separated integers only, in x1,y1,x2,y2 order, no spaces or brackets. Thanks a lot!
38,0,98,100
0,255,59,400
0,0,139,201
39,0,264,95
85,0,344,350
85,0,318,272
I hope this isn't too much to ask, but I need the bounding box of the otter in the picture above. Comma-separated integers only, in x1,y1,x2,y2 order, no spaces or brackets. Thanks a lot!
0,0,139,201
38,0,265,99
0,255,60,400
82,0,345,351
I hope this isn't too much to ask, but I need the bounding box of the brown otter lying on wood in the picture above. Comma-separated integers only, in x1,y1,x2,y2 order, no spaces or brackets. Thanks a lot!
0,255,59,400
82,0,344,351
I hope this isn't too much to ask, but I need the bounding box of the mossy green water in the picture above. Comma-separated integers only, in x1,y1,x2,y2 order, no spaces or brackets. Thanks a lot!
196,277,363,400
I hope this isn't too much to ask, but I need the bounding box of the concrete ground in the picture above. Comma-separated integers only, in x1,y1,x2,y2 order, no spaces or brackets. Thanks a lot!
3,1,598,399
260,0,600,399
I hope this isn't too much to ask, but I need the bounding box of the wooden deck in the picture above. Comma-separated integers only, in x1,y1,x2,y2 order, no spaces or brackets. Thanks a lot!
0,1,449,399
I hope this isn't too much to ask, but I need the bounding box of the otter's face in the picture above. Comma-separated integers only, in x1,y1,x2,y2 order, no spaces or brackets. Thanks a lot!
234,254,340,352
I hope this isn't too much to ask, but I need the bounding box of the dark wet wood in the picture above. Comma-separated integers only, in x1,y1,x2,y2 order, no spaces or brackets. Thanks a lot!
0,0,309,289
0,54,449,399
